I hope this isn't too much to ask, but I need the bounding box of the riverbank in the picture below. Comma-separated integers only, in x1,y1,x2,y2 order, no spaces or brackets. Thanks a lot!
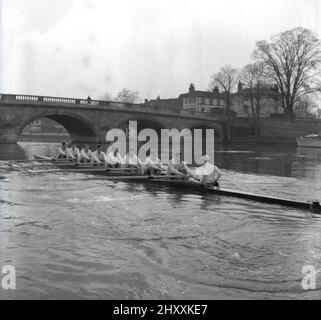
229,136,297,146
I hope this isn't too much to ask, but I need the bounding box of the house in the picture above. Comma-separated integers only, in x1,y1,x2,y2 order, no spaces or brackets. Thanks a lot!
144,82,283,118
178,83,225,113
144,83,226,114
230,82,282,118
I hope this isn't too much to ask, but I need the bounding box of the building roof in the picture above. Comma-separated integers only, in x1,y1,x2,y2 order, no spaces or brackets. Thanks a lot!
178,90,223,99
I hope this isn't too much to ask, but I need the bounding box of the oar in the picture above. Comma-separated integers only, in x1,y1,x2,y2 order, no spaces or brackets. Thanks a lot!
149,175,187,180
93,175,149,180
27,167,109,174
7,159,54,163
17,162,104,168
7,158,74,164
69,175,183,181
107,167,139,172
27,165,141,173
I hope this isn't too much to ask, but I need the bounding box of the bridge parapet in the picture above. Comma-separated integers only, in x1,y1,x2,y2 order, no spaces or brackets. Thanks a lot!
0,93,225,144
0,93,224,121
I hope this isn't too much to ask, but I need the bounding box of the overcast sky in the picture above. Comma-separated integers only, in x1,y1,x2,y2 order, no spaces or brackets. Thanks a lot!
0,0,320,100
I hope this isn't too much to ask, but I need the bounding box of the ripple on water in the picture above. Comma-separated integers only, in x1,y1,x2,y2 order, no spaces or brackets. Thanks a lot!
1,149,321,299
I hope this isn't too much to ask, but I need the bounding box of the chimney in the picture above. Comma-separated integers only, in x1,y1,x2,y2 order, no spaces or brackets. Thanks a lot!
144,99,148,104
213,86,219,96
157,95,160,100
238,81,243,93
189,83,195,93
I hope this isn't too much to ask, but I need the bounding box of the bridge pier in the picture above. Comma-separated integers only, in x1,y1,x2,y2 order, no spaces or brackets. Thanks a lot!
0,127,19,144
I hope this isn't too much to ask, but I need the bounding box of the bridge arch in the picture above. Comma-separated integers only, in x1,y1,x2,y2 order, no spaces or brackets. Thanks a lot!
18,112,99,144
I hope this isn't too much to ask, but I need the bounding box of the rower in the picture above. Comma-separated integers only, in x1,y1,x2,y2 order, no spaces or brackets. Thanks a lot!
92,144,107,165
167,152,191,177
57,142,68,159
106,147,123,168
141,150,164,175
192,155,222,186
122,149,142,169
66,142,80,162
80,144,93,163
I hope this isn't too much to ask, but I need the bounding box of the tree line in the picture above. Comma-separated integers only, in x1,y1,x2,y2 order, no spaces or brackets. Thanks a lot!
99,88,141,103
209,27,321,138
97,27,321,140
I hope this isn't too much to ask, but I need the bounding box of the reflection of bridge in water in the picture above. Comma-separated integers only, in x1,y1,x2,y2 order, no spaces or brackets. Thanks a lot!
0,93,225,144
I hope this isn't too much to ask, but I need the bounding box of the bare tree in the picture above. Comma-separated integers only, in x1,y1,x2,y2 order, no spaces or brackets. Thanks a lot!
253,27,321,119
240,62,267,136
115,88,140,103
209,65,239,140
98,91,113,101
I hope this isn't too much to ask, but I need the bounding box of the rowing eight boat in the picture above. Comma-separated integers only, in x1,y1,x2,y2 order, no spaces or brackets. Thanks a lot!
26,155,321,213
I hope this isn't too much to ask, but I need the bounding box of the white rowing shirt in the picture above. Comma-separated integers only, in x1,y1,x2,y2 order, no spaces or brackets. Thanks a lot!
80,148,93,161
57,147,67,158
92,150,106,162
144,156,161,166
194,162,222,181
168,157,188,172
67,147,80,159
123,154,142,166
106,152,123,165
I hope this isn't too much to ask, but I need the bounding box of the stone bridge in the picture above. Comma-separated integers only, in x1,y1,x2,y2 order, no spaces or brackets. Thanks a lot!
0,93,224,144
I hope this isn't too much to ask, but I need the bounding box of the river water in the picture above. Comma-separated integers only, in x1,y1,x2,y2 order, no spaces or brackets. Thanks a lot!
0,142,321,299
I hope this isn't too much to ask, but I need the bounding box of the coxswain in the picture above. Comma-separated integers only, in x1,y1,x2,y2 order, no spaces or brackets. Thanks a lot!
192,155,222,186
141,150,164,175
122,149,142,169
66,142,80,162
167,152,191,177
57,142,68,159
106,147,123,168
80,144,93,163
92,144,107,165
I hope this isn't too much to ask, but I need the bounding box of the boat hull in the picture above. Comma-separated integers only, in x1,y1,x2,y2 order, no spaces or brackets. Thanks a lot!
87,174,321,213
32,155,321,213
296,138,321,148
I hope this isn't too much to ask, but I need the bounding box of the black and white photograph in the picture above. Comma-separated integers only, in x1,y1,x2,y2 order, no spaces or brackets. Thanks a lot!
1,0,321,305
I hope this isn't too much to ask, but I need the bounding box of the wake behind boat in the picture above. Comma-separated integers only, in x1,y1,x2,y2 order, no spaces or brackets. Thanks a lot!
12,151,321,214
